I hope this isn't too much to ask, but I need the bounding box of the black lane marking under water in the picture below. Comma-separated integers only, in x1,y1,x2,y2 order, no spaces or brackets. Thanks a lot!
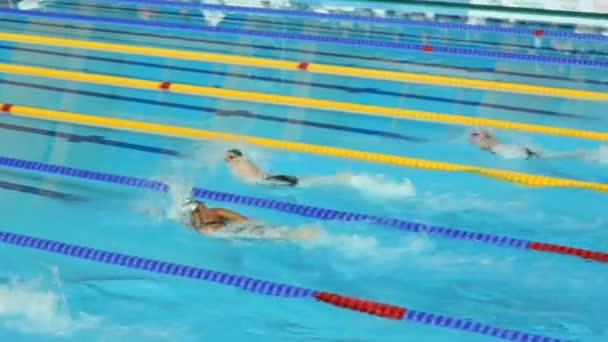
0,119,182,156
1,16,606,87
0,78,429,143
51,0,608,59
0,43,592,121
0,179,85,201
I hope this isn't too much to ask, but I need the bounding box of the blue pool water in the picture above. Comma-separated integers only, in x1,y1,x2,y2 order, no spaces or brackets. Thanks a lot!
0,0,607,341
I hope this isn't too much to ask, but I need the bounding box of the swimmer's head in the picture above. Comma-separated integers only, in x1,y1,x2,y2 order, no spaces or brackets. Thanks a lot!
226,149,243,161
469,132,481,144
182,197,198,214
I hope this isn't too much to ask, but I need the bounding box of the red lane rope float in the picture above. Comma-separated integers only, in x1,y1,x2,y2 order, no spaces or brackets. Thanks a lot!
529,242,608,262
0,229,564,341
158,81,172,90
1,103,13,112
315,292,406,319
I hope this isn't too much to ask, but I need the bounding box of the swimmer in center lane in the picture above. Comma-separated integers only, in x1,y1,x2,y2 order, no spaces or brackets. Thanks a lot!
226,149,299,186
469,130,541,159
181,198,317,240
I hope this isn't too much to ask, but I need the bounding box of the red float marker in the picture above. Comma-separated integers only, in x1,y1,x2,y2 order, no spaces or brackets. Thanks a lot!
297,62,309,70
159,81,172,90
534,29,545,37
530,242,608,262
423,45,434,52
315,291,406,319
1,104,13,112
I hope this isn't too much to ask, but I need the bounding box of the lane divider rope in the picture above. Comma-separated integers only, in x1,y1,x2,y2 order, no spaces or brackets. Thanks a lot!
0,154,606,263
57,0,608,42
0,33,606,101
0,229,563,341
2,8,607,69
45,0,608,60
3,102,608,192
2,62,607,141
4,16,607,88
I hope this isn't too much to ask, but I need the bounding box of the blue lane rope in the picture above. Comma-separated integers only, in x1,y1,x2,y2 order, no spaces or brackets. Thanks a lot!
3,17,606,86
1,8,607,68
404,310,561,341
48,0,608,61
0,156,531,250
0,229,564,341
0,229,315,297
57,0,608,42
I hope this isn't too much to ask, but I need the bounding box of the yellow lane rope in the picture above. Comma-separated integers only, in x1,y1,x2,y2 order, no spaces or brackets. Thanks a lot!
2,102,607,192
1,32,607,101
2,62,607,141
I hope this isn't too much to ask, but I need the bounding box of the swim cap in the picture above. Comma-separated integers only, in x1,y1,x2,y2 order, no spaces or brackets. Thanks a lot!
227,149,243,157
181,197,198,213
469,132,481,143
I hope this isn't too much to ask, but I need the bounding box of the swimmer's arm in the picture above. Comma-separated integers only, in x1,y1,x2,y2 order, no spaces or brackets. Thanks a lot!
191,212,203,229
217,208,249,222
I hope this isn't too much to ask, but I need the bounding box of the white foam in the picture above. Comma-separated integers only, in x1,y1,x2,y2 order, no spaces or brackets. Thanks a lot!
0,277,99,335
491,144,534,159
17,0,46,10
209,222,321,241
301,172,416,199
304,230,434,263
584,145,608,164
202,10,226,26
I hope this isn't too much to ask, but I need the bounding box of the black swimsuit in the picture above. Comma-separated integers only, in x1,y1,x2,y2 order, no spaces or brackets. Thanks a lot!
524,147,541,159
265,174,299,186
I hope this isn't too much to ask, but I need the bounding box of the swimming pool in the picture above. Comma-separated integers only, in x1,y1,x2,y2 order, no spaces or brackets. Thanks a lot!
0,0,607,340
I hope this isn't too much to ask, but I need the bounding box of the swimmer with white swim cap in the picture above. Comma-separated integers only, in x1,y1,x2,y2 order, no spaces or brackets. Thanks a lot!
226,149,299,186
181,198,248,233
181,198,317,240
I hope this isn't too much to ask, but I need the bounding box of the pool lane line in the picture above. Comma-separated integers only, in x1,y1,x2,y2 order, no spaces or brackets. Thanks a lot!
3,102,608,192
3,9,607,69
57,0,608,41
0,45,589,120
3,18,606,87
0,179,84,201
0,119,182,156
3,62,606,142
50,0,608,59
3,33,605,101
0,231,565,342
0,78,428,143
2,154,607,266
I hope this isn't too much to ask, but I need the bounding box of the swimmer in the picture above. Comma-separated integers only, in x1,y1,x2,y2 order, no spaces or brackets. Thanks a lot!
469,131,541,159
226,149,299,186
182,198,248,233
181,198,317,240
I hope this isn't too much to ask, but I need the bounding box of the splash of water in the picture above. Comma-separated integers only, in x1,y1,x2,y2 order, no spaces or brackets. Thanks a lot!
0,277,99,335
16,0,47,10
490,144,536,159
584,145,608,164
209,222,321,241
301,172,416,199
303,228,434,263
